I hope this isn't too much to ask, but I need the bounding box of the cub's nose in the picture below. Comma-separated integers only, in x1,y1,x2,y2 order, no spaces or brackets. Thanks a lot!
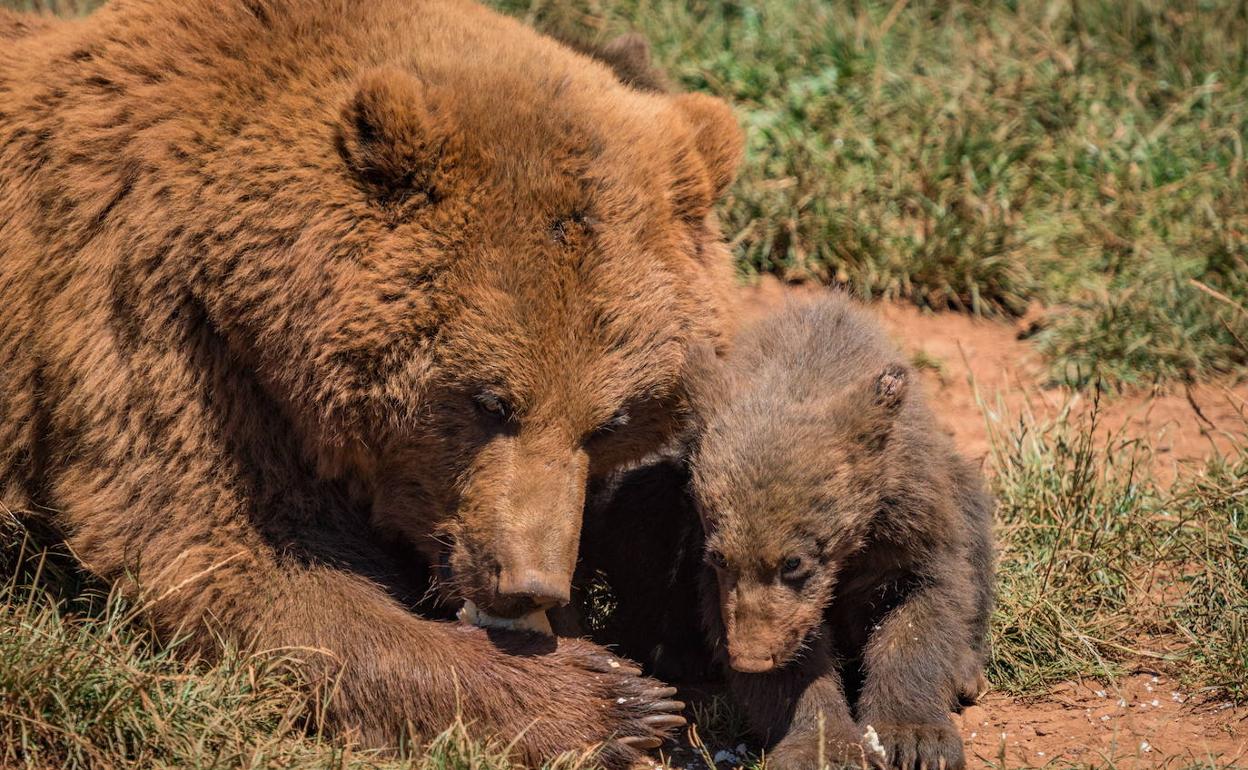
496,569,571,610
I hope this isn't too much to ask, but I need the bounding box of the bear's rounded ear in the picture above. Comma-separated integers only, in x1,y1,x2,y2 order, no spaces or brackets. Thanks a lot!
338,68,451,203
672,92,744,201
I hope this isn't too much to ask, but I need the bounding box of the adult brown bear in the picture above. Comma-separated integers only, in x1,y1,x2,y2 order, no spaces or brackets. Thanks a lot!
0,1,742,765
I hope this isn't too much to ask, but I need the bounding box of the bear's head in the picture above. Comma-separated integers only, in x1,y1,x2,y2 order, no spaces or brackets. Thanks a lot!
188,33,743,617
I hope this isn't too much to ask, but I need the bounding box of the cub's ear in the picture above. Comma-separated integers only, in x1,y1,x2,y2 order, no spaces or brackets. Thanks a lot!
338,68,452,202
851,363,908,452
872,363,908,413
672,92,744,205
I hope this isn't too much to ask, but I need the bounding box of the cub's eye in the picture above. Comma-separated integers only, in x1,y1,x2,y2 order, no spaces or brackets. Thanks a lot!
781,556,809,581
474,393,513,423
705,550,729,570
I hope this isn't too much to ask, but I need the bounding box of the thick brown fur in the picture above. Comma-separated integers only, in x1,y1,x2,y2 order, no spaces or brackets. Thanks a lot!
0,2,743,765
580,294,994,770
0,8,58,41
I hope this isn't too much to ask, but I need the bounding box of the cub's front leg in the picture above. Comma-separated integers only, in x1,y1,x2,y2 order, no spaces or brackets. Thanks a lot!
855,569,974,770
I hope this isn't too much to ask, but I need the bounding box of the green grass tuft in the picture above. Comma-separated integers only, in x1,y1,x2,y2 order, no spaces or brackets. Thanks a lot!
987,393,1248,700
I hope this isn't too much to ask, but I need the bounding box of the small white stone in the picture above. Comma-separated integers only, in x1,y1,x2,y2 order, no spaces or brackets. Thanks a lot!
617,697,627,704
1117,698,1128,707
1150,699,1160,707
1100,715,1111,722
1140,741,1152,753
970,732,977,739
1095,690,1107,698
607,659,620,668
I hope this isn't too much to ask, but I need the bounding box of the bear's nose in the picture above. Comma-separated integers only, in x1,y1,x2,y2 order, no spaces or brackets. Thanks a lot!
496,569,571,610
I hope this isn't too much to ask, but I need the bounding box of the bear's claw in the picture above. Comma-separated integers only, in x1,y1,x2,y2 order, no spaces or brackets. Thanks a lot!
618,735,663,750
648,700,685,713
642,714,686,730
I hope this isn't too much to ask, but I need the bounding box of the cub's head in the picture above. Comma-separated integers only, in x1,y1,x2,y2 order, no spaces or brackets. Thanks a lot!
193,28,742,618
690,357,912,673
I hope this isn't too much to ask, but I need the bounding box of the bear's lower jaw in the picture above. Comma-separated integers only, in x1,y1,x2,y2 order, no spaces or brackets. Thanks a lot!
457,600,553,635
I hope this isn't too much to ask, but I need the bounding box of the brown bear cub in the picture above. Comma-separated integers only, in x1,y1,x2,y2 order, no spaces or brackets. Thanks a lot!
578,293,993,770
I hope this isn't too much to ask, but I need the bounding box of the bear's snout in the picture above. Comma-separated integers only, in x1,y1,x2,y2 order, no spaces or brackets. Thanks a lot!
496,567,570,610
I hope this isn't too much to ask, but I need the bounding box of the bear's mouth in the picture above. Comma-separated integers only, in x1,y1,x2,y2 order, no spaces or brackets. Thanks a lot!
478,592,546,620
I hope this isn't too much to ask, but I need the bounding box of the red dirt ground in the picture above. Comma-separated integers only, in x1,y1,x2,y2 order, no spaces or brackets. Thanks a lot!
712,277,1248,769
960,673,1246,769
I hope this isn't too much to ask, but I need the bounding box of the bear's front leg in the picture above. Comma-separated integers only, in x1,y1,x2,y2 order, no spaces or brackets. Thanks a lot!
728,629,865,770
50,451,685,769
855,570,972,770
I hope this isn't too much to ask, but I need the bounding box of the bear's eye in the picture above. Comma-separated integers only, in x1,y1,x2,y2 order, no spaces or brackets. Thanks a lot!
781,556,809,581
585,408,631,443
705,549,729,570
474,393,514,423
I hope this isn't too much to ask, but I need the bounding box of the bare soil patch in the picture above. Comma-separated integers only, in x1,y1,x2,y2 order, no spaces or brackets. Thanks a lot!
962,674,1246,769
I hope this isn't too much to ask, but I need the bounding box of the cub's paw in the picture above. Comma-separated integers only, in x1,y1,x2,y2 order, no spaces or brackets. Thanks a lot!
862,720,965,770
957,671,989,705
766,726,871,770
